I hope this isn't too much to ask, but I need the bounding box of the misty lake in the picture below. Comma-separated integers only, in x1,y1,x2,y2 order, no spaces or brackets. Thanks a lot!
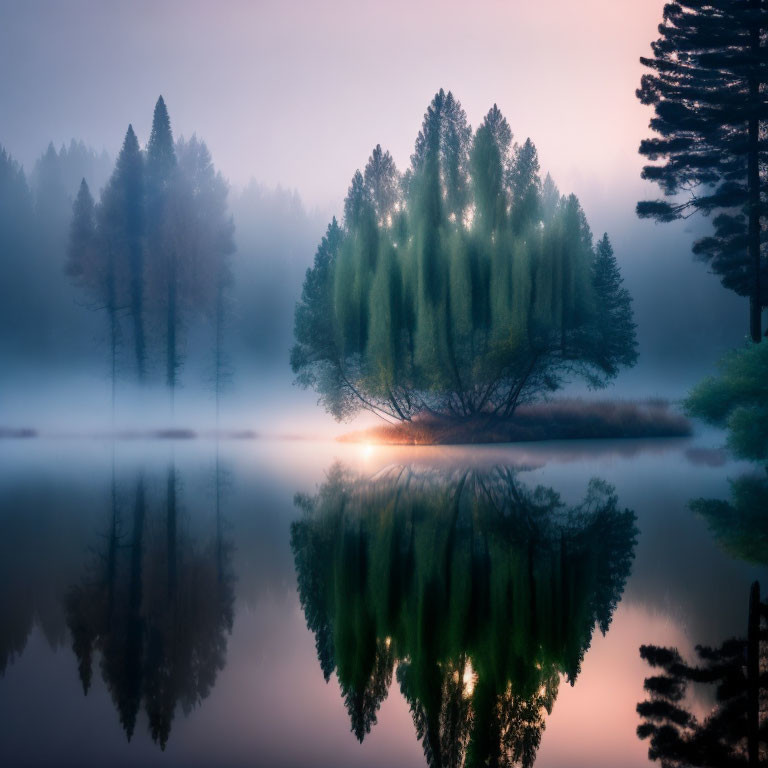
0,433,764,768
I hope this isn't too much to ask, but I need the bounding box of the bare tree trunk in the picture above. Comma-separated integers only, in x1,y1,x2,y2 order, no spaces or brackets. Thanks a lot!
106,455,119,627
747,580,760,768
166,255,177,418
108,258,117,428
748,0,762,343
215,441,224,584
166,465,177,602
130,240,146,378
130,477,146,614
214,277,226,427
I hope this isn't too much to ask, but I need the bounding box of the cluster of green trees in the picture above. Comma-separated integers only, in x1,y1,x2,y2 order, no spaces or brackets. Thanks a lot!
292,90,637,423
637,0,768,342
686,341,768,462
291,465,637,767
66,97,235,411
684,341,768,570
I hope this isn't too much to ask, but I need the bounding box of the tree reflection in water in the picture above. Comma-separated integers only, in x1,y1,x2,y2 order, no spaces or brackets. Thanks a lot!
637,582,768,768
66,462,234,749
291,464,637,767
691,471,768,568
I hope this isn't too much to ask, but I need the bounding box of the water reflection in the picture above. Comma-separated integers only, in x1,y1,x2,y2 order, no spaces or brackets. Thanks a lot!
636,581,768,767
291,464,638,767
691,471,768,568
65,461,234,748
0,439,765,766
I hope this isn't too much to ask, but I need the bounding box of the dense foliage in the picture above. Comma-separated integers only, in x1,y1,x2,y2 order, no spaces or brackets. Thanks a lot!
685,340,768,570
637,0,768,341
291,465,637,767
292,90,637,422
692,472,768,567
66,97,235,402
685,341,768,461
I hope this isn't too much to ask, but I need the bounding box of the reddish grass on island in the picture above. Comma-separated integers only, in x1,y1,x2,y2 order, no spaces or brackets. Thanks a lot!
339,399,692,446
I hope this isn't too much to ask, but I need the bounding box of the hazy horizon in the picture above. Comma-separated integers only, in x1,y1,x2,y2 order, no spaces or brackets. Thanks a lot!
3,0,670,213
0,0,754,434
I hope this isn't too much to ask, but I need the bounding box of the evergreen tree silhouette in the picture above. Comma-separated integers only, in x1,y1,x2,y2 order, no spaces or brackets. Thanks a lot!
637,0,768,341
65,466,234,750
636,581,768,768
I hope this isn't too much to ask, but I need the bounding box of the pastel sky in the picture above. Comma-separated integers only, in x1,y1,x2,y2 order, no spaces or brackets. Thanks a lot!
1,0,666,214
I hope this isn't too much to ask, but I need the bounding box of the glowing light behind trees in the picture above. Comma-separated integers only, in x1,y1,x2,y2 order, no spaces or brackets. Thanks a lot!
292,90,638,423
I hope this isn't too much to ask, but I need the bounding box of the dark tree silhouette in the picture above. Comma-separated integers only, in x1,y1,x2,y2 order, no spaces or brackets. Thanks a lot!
62,98,235,411
65,466,234,749
143,100,235,408
636,582,768,768
145,96,179,394
0,147,34,362
637,0,768,341
174,135,236,417
67,128,146,399
291,465,637,766
113,126,146,377
2,140,112,369
66,178,121,405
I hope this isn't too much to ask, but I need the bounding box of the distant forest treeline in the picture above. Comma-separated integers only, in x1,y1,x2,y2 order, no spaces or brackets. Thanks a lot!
0,98,324,404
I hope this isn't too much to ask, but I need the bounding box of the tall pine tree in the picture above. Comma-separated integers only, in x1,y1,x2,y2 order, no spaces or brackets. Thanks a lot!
591,234,638,376
113,125,146,377
145,96,180,395
637,0,768,341
65,180,116,394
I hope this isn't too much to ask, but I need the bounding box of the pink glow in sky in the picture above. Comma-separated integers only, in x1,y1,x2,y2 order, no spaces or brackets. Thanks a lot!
1,0,666,211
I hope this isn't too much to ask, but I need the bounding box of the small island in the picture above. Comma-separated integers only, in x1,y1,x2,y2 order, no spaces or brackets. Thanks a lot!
338,398,691,446
292,91,643,443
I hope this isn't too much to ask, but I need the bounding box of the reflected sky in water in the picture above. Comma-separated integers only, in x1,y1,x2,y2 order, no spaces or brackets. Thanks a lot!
0,435,764,767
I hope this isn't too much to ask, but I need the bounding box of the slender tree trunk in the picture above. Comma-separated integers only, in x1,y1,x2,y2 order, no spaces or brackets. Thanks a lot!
110,311,117,427
124,474,145,730
166,465,177,602
166,256,177,416
130,240,146,378
131,477,145,609
214,277,226,426
215,440,224,585
107,254,117,428
747,580,760,768
106,454,119,627
748,0,762,342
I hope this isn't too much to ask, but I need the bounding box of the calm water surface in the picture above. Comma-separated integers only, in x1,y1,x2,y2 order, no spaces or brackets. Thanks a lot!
0,435,764,767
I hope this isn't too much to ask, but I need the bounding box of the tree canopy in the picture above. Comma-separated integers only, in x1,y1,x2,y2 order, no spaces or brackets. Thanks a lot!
685,340,768,461
292,90,637,423
65,98,235,406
